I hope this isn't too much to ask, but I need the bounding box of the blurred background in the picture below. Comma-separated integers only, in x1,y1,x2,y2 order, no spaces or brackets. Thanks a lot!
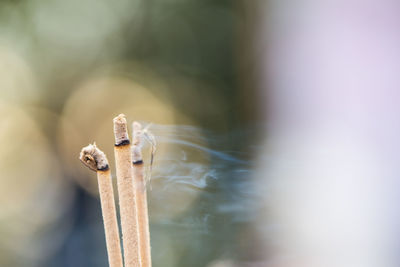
0,0,260,266
1,0,400,267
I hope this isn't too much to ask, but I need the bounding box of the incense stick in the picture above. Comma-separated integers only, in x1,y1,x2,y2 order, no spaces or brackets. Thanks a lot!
113,114,140,267
132,121,152,267
79,144,123,267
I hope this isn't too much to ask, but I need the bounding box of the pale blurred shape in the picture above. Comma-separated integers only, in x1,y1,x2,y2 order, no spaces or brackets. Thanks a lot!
257,0,400,266
29,0,135,57
0,45,37,103
0,103,72,266
259,131,385,267
207,259,235,267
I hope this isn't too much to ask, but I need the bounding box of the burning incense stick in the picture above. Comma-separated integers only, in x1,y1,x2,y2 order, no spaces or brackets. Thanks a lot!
79,144,123,267
132,121,152,267
113,114,140,267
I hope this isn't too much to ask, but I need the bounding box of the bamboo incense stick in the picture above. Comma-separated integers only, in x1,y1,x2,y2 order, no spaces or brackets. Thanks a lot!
79,144,123,267
113,114,140,267
132,121,152,267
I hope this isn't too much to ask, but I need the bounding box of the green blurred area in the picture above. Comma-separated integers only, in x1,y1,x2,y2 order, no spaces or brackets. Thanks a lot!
0,0,256,129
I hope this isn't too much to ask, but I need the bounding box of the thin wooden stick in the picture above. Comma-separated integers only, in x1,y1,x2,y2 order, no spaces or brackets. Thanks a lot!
113,114,140,267
79,144,123,267
132,121,152,267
